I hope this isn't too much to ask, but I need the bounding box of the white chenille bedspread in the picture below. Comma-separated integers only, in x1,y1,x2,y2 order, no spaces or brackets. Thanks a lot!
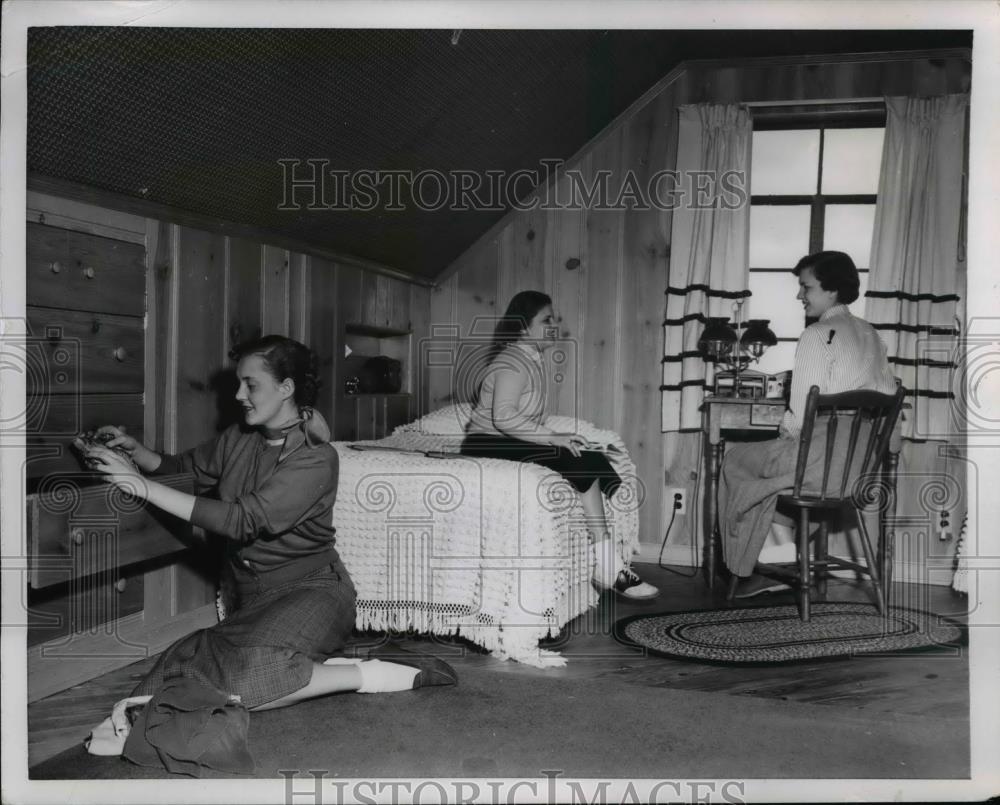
330,404,641,667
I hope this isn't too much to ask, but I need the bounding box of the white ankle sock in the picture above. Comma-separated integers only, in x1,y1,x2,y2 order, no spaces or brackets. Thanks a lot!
322,656,362,666
592,538,621,588
354,659,420,693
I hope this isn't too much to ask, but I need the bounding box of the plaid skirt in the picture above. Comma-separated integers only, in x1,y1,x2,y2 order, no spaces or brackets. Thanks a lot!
131,558,357,708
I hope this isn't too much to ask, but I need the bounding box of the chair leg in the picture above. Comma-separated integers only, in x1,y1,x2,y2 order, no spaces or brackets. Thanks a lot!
797,507,810,622
853,508,886,616
816,520,829,599
726,573,739,602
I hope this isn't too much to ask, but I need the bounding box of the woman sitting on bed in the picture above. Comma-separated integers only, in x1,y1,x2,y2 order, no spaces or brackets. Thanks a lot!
720,251,897,598
460,290,659,600
80,335,456,768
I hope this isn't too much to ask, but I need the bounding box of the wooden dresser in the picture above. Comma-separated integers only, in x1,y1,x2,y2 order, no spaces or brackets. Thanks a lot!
23,206,210,702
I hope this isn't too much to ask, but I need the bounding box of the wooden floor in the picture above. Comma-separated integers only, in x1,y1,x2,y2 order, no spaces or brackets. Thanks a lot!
26,563,970,767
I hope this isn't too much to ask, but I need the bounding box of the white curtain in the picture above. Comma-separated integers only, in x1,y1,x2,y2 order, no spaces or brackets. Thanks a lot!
661,104,752,432
866,94,968,440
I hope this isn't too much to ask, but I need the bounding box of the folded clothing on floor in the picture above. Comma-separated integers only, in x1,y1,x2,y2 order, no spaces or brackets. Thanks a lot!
122,677,255,777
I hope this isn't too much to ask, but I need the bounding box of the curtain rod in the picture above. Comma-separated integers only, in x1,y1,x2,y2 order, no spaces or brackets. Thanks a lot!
744,97,884,108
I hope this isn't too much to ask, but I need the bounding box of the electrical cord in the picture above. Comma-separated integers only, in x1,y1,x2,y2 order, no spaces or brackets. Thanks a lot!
657,431,704,578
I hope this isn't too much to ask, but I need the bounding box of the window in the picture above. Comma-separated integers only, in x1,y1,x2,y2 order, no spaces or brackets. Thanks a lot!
746,104,885,375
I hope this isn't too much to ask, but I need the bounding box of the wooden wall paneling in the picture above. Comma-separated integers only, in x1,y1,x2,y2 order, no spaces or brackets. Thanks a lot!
387,275,412,332
309,256,338,426
546,172,587,422
144,219,175,624
226,236,264,351
261,245,290,337
408,283,432,417
337,263,366,325
359,270,381,328
173,226,227,612
619,90,674,546
334,264,365,439
581,131,625,431
496,224,516,318
453,238,501,405
511,207,548,294
386,395,412,436
174,227,227,449
426,275,460,411
289,252,310,344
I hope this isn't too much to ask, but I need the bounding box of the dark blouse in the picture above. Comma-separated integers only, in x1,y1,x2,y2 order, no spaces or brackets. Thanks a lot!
153,421,340,582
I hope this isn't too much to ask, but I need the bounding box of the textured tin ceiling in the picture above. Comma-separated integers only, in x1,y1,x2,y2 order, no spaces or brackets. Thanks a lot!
27,28,971,281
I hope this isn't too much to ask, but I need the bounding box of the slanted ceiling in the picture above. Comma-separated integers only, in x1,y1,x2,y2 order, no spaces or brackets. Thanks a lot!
27,28,971,282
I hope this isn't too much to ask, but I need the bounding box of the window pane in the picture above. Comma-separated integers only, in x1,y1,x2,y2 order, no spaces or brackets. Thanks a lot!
751,130,820,195
823,204,876,268
821,128,884,195
746,270,804,339
749,205,811,268
754,341,797,377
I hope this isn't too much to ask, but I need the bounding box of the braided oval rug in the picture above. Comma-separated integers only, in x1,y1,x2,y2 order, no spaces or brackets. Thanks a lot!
615,602,965,664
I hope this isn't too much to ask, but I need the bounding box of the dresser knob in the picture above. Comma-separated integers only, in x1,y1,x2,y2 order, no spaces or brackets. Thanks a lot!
83,266,95,279
49,261,62,274
113,346,128,362
71,528,84,545
115,578,127,593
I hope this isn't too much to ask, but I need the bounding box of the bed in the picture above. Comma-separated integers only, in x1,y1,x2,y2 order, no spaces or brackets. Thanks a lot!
330,403,641,667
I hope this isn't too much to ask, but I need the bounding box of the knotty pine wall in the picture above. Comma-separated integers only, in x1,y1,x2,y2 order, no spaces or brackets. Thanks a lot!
427,50,971,577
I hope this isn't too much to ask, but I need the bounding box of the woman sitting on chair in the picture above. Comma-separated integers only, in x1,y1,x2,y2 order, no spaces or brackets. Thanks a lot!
461,290,659,600
80,335,456,770
721,251,897,598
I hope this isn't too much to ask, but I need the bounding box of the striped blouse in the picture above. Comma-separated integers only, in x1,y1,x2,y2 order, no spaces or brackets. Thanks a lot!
784,304,897,435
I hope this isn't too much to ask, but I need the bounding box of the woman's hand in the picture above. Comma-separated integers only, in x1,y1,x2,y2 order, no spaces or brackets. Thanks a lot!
85,446,147,496
88,425,162,473
92,425,139,456
548,433,587,457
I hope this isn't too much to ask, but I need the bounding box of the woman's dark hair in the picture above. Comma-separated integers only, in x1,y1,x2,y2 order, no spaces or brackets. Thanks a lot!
229,335,321,409
792,250,860,305
487,290,553,362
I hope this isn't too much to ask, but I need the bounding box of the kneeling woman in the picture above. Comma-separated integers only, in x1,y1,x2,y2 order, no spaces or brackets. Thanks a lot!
82,336,455,764
461,291,658,600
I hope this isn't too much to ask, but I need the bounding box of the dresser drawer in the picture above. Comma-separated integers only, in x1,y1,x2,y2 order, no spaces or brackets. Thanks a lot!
26,394,145,487
27,306,144,394
27,222,145,316
27,473,194,589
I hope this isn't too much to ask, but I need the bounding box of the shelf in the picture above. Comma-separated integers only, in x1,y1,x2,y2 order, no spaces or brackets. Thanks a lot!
345,323,412,338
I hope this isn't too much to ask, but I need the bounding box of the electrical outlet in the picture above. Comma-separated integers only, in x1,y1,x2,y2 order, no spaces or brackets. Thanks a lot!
667,487,686,515
936,509,952,541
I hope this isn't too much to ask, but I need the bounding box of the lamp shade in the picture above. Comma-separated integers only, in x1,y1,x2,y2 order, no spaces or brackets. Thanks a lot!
698,317,738,360
741,319,777,359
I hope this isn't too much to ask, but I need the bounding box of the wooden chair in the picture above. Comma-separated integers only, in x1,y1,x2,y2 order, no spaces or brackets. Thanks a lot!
731,384,906,622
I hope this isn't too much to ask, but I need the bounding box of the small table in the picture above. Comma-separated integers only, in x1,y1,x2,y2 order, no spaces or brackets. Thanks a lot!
701,396,786,589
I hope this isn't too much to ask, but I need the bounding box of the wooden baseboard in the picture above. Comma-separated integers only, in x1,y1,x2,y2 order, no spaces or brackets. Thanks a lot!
27,603,218,703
